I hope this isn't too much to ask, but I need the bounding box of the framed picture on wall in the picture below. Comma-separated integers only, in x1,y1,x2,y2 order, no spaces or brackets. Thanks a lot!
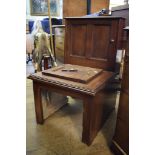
30,0,60,16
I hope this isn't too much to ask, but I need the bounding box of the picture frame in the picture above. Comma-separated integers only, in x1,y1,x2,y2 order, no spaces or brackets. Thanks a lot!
30,0,60,16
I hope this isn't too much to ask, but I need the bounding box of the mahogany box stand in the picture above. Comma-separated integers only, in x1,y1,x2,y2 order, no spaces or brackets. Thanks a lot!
28,16,125,146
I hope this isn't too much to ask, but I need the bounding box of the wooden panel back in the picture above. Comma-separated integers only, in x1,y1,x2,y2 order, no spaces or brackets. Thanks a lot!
91,25,110,59
71,25,87,57
64,17,125,71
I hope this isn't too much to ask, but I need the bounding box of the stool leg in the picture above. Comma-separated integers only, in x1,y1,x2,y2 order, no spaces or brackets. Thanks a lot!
33,81,44,124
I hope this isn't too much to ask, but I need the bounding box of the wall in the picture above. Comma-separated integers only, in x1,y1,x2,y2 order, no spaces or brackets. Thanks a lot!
91,0,109,13
26,0,63,24
63,0,109,17
63,0,87,17
27,0,110,21
26,0,48,24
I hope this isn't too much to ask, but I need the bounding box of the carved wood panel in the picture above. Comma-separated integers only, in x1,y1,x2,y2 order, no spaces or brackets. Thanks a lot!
64,17,125,71
71,25,87,57
91,25,110,59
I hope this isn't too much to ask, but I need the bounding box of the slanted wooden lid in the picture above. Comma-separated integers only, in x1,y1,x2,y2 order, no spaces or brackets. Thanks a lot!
42,64,103,84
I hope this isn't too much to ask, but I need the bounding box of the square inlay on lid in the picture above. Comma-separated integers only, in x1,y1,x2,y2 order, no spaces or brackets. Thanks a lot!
42,64,103,84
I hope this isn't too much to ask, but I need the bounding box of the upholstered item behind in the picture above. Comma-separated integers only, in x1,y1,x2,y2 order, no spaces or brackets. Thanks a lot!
28,18,62,34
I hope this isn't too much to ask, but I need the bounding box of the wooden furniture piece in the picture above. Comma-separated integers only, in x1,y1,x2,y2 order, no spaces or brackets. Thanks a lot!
28,65,115,145
111,27,129,155
28,17,125,145
52,25,65,62
42,64,103,83
64,16,125,71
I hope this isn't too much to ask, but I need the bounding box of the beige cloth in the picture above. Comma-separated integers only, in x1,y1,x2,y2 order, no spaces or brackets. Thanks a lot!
26,34,34,54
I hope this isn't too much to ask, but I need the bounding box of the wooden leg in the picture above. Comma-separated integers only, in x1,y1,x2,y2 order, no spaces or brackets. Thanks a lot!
82,91,109,145
33,81,44,124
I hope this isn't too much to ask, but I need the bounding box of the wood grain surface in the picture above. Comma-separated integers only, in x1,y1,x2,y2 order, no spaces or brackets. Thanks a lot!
42,64,103,84
28,68,115,96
